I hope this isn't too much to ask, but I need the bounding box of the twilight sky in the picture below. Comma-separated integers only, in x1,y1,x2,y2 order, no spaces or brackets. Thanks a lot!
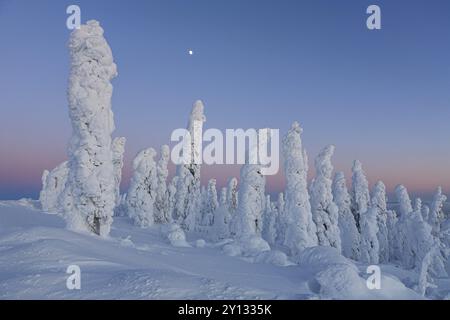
0,0,449,201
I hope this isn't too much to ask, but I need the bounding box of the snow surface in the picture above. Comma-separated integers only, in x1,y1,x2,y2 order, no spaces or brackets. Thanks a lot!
1,200,445,300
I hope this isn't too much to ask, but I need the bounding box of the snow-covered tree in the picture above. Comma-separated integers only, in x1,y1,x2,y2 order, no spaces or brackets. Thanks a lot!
386,209,399,262
226,177,238,213
126,148,157,227
371,181,390,263
310,145,341,252
174,100,205,231
429,187,447,236
59,20,118,236
154,145,171,223
394,185,414,265
359,203,380,264
112,137,126,207
422,204,430,222
202,179,218,226
212,187,231,241
409,197,446,276
219,187,228,208
277,192,285,214
235,164,265,237
167,176,178,221
332,171,360,260
282,122,318,256
393,185,445,274
262,195,277,245
351,160,370,230
275,192,287,244
39,161,69,214
234,164,270,253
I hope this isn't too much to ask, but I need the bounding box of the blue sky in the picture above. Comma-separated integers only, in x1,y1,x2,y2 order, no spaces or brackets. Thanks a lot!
1,0,450,201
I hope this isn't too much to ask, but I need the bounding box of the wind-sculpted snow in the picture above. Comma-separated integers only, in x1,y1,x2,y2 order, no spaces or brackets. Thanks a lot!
1,202,447,299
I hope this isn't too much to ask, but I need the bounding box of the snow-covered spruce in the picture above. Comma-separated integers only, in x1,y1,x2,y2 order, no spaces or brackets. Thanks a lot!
351,160,370,231
394,185,446,275
394,185,414,265
226,177,238,213
112,137,126,207
59,20,118,236
126,148,158,227
310,145,341,252
154,145,171,223
202,179,218,227
211,187,231,241
332,171,360,261
371,181,390,263
39,161,69,214
359,202,379,264
282,122,318,256
173,100,205,231
233,164,270,255
227,177,239,237
167,176,178,221
262,195,277,246
429,187,447,236
275,192,286,244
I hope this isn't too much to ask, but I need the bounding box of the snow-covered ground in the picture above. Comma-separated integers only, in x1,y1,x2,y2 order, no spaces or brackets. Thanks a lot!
0,200,447,300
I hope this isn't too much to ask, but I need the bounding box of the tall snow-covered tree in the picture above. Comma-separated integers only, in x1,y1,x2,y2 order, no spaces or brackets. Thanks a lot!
332,171,360,260
226,177,238,213
386,208,399,262
126,148,158,227
393,185,443,273
351,160,370,230
359,202,380,264
394,184,413,265
234,164,270,253
40,161,69,214
277,192,285,214
59,20,118,236
154,145,171,223
310,145,341,252
429,187,447,236
212,187,231,241
174,100,205,231
235,164,266,237
371,181,390,263
282,122,318,256
167,176,178,221
202,179,218,226
262,195,277,245
112,137,126,207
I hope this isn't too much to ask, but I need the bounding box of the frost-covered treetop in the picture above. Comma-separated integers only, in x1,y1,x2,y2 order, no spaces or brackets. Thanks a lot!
290,121,303,134
333,171,350,205
160,144,170,160
69,20,117,80
395,184,413,217
132,148,157,172
188,100,206,131
314,145,335,178
372,181,387,212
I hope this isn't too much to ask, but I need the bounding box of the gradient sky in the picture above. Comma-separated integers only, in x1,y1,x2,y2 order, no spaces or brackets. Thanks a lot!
1,0,450,201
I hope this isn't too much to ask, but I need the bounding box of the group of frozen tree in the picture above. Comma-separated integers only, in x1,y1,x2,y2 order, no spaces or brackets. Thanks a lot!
39,21,449,294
